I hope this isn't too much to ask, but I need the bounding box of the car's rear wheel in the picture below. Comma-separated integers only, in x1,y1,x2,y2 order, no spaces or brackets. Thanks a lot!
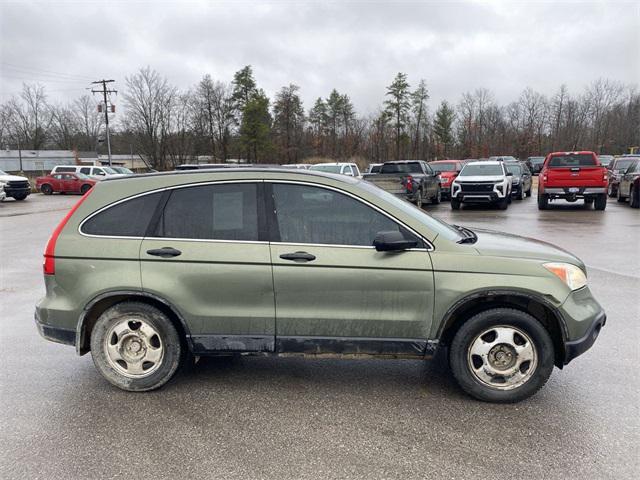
432,187,441,205
525,186,532,197
80,184,92,195
517,187,525,200
537,193,548,210
449,308,554,403
451,198,461,210
607,183,616,197
630,186,639,208
616,187,626,203
90,302,182,392
41,184,53,195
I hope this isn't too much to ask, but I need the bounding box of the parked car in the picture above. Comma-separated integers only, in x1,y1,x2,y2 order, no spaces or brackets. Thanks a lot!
607,156,639,197
538,151,608,210
527,156,546,175
309,162,361,178
597,155,614,168
363,160,441,208
51,165,126,180
0,169,31,201
366,163,383,174
0,182,6,202
616,158,640,207
35,168,606,402
36,173,96,195
451,161,512,210
504,161,533,200
430,160,464,199
111,166,134,175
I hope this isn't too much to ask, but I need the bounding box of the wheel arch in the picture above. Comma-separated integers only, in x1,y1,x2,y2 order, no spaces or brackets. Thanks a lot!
76,290,194,356
437,289,568,368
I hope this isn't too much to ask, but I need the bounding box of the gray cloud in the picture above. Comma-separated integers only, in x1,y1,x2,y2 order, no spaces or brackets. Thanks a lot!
1,0,638,115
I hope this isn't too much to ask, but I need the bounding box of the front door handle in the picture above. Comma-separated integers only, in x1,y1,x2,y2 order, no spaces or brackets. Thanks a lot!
146,247,182,258
279,251,316,262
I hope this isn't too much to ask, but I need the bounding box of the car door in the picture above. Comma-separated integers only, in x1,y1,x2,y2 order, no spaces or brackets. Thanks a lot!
60,174,77,192
422,162,437,196
50,174,63,191
268,181,435,356
140,181,276,353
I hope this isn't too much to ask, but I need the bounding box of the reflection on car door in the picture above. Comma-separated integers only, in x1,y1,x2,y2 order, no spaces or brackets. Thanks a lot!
140,181,276,353
268,182,435,356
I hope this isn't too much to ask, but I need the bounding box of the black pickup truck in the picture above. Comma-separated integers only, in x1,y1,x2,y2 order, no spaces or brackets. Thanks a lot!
363,160,441,208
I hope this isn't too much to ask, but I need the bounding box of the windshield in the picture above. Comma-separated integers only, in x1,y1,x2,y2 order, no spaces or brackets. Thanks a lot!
310,165,342,174
614,159,636,171
505,163,522,175
380,162,422,174
102,167,118,174
114,167,133,174
548,154,596,167
358,180,462,242
432,162,457,172
459,164,504,176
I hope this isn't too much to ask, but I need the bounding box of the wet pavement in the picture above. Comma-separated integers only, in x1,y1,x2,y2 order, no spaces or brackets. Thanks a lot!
1,192,638,479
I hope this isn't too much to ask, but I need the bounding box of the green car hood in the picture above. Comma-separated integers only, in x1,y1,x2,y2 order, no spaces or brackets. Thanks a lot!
470,228,586,271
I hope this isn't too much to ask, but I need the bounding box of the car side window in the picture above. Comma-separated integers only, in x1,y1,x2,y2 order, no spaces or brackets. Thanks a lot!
81,192,163,237
272,183,420,247
93,168,106,176
62,174,74,180
424,163,433,175
157,183,259,241
80,167,91,174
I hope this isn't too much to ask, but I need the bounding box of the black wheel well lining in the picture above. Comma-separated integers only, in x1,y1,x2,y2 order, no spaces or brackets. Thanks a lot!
77,292,192,355
438,292,566,367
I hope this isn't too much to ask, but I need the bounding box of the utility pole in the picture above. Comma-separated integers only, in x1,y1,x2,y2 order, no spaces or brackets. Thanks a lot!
91,79,117,166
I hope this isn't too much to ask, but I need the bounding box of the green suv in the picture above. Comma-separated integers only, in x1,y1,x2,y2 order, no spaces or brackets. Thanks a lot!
35,169,606,402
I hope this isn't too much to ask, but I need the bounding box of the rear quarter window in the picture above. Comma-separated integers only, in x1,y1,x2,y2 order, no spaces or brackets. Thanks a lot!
81,192,163,237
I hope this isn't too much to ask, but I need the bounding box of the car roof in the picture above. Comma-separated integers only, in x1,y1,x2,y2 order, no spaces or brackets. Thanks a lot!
101,167,360,184
312,162,353,166
430,160,462,163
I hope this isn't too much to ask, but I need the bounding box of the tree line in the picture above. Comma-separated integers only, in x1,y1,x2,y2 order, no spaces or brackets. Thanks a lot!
1,66,638,170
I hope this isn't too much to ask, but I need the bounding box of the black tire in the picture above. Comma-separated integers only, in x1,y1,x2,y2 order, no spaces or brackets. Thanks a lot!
415,190,423,209
41,184,53,195
90,301,182,392
537,193,548,210
80,184,92,195
525,187,532,197
607,183,616,198
517,187,525,200
630,185,639,208
594,194,607,210
497,197,509,210
449,308,555,403
432,186,441,205
451,198,461,210
616,187,626,203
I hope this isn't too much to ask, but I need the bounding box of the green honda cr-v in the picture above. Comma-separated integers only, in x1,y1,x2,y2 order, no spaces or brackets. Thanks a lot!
35,169,606,402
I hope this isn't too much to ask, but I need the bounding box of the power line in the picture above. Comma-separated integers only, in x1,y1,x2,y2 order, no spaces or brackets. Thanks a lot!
0,73,89,84
1,62,94,81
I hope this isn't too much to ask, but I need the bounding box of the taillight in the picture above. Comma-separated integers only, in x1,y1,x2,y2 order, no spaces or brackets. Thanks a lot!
543,173,548,182
43,189,92,275
603,172,608,181
405,175,414,192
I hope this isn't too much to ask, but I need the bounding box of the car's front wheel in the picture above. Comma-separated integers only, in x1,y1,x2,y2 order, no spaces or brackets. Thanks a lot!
449,308,555,403
451,198,461,210
630,185,639,208
90,301,182,392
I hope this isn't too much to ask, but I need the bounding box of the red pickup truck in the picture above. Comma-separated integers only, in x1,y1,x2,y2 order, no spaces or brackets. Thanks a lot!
538,151,608,210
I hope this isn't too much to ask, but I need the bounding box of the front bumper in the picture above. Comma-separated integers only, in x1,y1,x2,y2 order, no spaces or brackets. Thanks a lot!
564,311,606,364
34,307,76,346
5,186,31,197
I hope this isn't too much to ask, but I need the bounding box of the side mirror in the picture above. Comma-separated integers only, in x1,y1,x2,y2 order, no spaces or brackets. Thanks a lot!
373,231,418,252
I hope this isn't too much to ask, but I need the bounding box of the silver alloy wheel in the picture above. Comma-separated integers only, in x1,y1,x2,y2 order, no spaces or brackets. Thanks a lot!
467,325,537,390
104,318,164,378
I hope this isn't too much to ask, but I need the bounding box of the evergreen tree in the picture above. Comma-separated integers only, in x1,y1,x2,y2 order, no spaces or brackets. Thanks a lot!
273,84,305,163
308,97,328,156
384,72,411,160
412,79,429,158
240,90,272,163
433,100,456,158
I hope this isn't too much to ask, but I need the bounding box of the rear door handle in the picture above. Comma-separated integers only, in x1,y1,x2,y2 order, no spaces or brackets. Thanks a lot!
279,251,316,262
146,247,182,258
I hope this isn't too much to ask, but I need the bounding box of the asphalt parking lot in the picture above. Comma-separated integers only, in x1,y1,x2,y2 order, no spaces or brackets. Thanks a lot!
1,192,638,479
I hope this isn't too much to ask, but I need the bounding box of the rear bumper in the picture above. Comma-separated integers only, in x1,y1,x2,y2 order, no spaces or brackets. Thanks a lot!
34,307,76,347
543,187,606,196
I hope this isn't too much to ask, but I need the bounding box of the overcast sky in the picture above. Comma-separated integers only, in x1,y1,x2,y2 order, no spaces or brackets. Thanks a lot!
1,0,638,114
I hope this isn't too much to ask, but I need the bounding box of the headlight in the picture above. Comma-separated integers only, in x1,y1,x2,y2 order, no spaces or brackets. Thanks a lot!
543,262,587,290
512,179,520,184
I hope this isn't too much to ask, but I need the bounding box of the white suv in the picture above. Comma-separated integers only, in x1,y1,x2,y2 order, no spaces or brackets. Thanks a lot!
51,165,126,180
309,162,362,178
451,161,512,210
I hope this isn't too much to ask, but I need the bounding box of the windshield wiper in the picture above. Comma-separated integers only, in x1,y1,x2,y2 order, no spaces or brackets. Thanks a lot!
453,224,478,244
